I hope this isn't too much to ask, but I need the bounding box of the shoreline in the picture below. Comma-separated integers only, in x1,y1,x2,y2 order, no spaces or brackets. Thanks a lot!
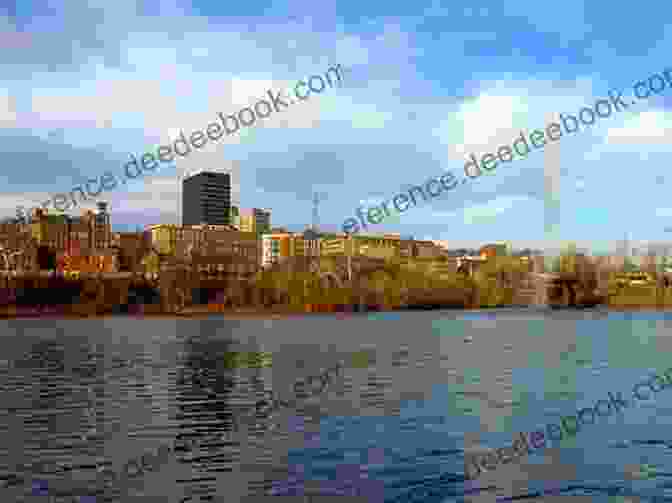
3,303,672,319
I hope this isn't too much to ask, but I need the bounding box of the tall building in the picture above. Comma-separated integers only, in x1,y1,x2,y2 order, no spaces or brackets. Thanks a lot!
182,171,231,226
239,208,271,235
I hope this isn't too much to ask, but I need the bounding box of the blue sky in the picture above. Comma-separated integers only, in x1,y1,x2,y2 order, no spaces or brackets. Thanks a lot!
1,0,671,253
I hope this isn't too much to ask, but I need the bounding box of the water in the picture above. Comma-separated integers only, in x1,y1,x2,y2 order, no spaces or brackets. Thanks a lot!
2,308,672,502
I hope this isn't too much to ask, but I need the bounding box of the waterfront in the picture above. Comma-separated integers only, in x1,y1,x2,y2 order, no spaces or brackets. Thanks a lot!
2,308,672,502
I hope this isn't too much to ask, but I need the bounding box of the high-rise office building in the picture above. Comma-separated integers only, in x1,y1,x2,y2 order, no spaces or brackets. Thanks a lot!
182,171,232,226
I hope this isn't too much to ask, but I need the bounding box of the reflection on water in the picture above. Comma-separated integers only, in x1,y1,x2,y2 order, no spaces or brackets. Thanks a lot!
175,330,299,501
176,336,240,500
0,321,290,502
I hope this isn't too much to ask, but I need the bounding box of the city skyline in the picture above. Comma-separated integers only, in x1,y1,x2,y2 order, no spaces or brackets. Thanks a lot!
0,2,671,255
6,186,671,257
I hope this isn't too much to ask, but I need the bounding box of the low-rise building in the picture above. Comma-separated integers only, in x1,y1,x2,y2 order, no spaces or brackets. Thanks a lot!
28,207,112,252
456,255,488,276
355,233,401,259
478,242,510,259
412,240,444,259
318,232,402,260
261,232,306,267
239,208,271,236
317,232,446,261
0,221,32,250
57,250,117,273
114,231,152,272
148,224,259,265
201,229,259,265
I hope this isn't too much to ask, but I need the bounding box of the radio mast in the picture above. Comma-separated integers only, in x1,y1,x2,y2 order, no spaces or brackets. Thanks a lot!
312,192,320,231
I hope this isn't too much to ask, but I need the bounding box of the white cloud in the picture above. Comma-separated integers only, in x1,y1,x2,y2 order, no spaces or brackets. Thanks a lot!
457,93,527,150
606,111,672,144
358,196,386,207
0,90,17,127
433,93,529,160
27,51,353,153
0,192,51,218
432,76,601,162
0,172,185,222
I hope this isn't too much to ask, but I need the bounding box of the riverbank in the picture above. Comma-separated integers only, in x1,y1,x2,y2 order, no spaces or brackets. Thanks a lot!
0,303,382,319
9,302,672,320
4,295,672,319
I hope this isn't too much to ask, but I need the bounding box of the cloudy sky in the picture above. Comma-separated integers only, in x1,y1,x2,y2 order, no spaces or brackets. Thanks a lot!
1,0,671,252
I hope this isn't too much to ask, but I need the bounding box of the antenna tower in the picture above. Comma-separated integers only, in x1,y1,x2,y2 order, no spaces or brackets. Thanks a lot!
312,192,320,231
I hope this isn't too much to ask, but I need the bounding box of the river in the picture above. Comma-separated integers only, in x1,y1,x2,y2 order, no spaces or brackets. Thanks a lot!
1,307,671,502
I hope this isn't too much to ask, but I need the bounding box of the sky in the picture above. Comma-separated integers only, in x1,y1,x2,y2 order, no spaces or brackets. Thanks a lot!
0,0,671,253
